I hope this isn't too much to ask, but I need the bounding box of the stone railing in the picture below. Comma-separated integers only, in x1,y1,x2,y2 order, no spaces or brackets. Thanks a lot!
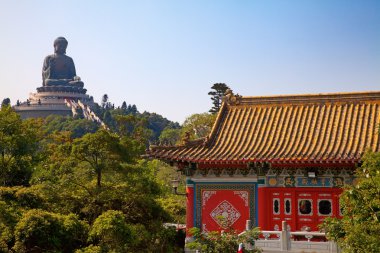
14,104,70,110
241,221,340,253
185,221,340,253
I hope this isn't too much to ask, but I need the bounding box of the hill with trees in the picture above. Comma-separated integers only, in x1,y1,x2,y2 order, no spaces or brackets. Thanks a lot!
0,86,231,252
0,102,190,252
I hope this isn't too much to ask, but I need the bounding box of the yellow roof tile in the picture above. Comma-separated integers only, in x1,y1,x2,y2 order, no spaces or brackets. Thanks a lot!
148,91,380,166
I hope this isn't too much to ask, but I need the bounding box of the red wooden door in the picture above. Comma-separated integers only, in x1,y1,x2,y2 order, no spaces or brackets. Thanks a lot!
269,190,296,231
296,190,336,231
296,192,317,231
266,188,343,232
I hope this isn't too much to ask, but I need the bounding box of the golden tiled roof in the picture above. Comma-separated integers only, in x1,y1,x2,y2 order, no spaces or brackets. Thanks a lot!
148,91,380,166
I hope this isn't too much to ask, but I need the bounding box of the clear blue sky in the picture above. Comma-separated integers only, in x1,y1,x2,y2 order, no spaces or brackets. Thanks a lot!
0,0,379,123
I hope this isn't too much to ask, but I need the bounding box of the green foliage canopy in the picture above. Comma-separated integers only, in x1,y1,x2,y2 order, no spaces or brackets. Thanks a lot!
42,115,99,138
0,99,189,252
1,98,10,108
208,83,229,114
13,209,88,253
0,107,42,186
181,113,216,141
71,129,129,188
89,210,135,252
323,151,380,253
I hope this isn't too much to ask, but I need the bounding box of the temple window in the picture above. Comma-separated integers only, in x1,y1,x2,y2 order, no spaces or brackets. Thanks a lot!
298,199,312,215
273,198,280,214
285,198,291,215
318,199,332,215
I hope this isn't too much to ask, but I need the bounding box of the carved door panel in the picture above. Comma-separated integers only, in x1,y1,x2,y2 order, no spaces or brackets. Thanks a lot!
270,191,296,232
282,192,296,231
296,191,334,231
270,192,282,231
316,192,334,226
296,192,317,231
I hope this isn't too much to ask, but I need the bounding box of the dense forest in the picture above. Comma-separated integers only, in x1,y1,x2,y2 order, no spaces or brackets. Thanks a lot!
0,93,217,253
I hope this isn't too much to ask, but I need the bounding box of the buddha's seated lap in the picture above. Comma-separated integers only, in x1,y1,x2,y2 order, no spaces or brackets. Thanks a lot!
45,79,84,87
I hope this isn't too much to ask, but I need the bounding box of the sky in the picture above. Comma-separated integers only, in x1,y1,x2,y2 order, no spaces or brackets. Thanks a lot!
0,0,379,123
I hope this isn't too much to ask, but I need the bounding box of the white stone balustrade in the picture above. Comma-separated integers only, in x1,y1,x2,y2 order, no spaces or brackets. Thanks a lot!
239,220,340,253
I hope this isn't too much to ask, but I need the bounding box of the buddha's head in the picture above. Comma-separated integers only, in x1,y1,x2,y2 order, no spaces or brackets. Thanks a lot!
54,37,68,55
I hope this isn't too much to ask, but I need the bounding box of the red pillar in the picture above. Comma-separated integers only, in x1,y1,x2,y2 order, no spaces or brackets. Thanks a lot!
258,186,267,230
186,180,194,238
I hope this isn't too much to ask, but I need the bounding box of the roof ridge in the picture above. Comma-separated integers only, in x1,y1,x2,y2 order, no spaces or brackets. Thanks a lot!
240,91,380,105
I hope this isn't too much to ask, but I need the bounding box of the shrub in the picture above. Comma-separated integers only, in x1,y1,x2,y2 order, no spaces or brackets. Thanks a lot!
13,209,88,253
89,210,134,252
187,226,262,253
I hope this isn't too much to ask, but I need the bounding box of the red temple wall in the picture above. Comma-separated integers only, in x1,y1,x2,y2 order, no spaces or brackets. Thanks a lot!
201,189,249,232
186,184,194,236
187,180,343,233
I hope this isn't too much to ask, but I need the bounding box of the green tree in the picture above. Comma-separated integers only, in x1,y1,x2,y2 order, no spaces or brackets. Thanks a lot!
130,104,138,115
89,210,135,252
181,113,217,141
147,160,186,223
0,103,184,251
142,112,179,141
115,114,153,145
0,200,19,251
0,107,42,186
121,101,127,111
1,98,10,108
13,209,88,253
71,129,129,189
103,110,113,128
159,127,182,146
208,83,229,114
322,151,380,253
42,115,99,138
75,245,102,253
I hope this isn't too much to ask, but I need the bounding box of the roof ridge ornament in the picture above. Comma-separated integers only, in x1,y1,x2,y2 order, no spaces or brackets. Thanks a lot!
223,89,242,106
182,131,191,145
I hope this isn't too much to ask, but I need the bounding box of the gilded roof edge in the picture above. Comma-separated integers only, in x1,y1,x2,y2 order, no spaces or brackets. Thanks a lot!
239,91,380,105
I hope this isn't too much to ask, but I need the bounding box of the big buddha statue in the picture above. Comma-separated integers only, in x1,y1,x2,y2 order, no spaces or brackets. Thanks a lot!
14,37,95,119
38,37,85,93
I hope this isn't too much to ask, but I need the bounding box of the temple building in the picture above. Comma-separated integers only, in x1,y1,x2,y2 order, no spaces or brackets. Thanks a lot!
147,90,380,234
14,37,95,119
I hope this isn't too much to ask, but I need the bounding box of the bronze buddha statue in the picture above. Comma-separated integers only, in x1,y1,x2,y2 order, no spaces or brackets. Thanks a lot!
42,37,84,88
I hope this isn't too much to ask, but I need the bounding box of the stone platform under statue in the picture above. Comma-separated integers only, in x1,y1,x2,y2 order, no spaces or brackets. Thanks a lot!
14,37,94,119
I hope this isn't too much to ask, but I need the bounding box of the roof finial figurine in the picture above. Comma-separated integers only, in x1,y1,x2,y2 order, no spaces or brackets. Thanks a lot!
223,89,242,105
182,131,191,145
